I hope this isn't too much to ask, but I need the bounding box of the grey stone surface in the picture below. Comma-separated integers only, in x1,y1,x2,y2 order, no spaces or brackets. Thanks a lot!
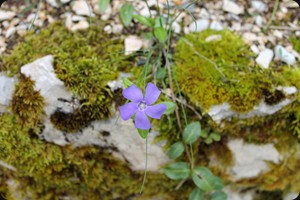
0,74,16,112
20,55,74,116
227,139,281,180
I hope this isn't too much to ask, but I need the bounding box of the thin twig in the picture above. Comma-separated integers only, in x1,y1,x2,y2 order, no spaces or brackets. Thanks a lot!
269,26,300,31
181,38,227,80
265,0,280,31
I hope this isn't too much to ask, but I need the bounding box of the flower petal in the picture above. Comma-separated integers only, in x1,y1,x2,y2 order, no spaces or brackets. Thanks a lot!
145,83,161,105
135,111,150,130
119,102,138,120
145,104,167,119
123,84,143,102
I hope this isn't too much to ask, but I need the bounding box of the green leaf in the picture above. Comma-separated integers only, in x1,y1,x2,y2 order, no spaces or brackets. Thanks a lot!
192,167,215,192
98,0,110,13
122,78,133,88
209,191,227,200
210,132,221,141
212,176,224,190
156,67,166,79
200,128,209,138
164,162,190,180
189,188,205,200
137,129,148,139
154,16,167,28
161,101,176,115
205,137,213,144
154,27,167,43
133,14,154,27
120,3,134,27
168,142,185,159
183,122,201,144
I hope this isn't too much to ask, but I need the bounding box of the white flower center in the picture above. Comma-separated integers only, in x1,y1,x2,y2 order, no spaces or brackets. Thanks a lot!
138,101,147,111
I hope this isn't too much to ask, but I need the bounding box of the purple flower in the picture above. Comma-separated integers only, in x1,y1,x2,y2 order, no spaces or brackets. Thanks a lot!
119,83,167,130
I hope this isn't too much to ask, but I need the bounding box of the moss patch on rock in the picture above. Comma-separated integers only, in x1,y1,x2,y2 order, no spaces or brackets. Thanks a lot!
1,21,132,132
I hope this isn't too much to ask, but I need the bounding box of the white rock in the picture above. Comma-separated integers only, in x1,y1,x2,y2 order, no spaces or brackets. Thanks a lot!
0,11,15,21
210,20,223,31
222,0,244,15
273,30,283,39
208,98,294,123
274,45,296,65
46,0,59,8
112,24,123,34
251,0,268,13
255,15,263,26
250,44,260,54
228,139,281,180
189,19,209,32
5,27,16,38
0,74,15,108
125,35,143,55
71,15,86,22
242,32,257,43
72,0,95,17
104,25,112,34
172,21,181,34
60,0,71,4
255,48,274,69
20,55,73,116
224,187,255,200
71,20,89,31
205,34,222,42
42,115,170,171
284,193,299,200
277,86,298,95
65,12,73,30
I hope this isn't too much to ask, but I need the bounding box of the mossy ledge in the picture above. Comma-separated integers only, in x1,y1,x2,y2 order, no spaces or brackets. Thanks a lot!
0,22,192,199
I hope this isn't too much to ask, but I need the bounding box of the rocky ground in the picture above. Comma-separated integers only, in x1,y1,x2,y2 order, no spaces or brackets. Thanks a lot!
0,0,299,67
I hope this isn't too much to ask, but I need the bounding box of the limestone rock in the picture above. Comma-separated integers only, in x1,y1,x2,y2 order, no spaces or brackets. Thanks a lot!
210,20,223,31
20,55,74,116
251,0,268,13
274,45,296,65
0,74,16,112
0,11,15,21
46,0,59,8
72,0,95,17
255,48,274,69
222,0,244,15
124,35,143,55
189,19,210,32
42,115,170,171
208,98,295,123
227,139,281,180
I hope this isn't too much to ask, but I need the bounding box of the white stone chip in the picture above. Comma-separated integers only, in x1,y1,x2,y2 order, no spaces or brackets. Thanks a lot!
72,0,95,17
205,34,222,42
0,11,15,21
228,139,281,180
222,0,245,15
125,35,143,55
255,48,274,69
274,45,296,65
46,0,59,8
189,19,209,32
70,20,89,31
251,0,268,13
210,20,223,31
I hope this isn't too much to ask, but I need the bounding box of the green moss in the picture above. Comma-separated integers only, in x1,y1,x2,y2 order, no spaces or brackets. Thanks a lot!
2,21,132,132
11,76,44,130
0,113,189,199
290,36,300,53
174,29,276,113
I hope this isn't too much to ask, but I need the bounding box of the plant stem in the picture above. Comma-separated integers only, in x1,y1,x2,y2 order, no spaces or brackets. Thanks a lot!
163,48,192,165
265,0,279,31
